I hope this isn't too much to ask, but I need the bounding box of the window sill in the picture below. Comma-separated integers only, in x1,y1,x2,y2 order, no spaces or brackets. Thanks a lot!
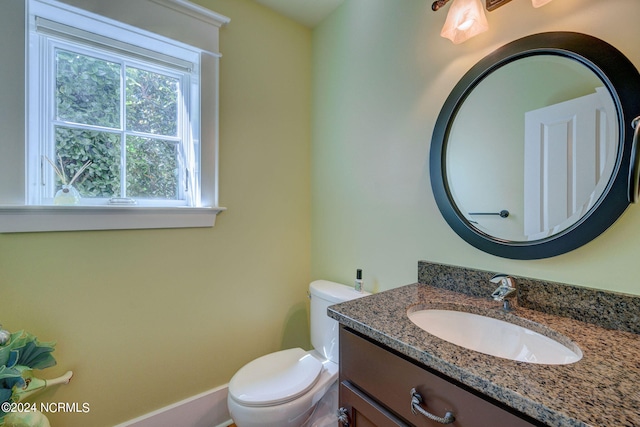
0,205,226,233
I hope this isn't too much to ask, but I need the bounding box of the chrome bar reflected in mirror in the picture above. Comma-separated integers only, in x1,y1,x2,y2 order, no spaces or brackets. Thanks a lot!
468,210,509,218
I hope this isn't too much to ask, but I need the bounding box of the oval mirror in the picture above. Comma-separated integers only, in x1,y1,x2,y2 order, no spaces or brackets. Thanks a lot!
430,32,640,259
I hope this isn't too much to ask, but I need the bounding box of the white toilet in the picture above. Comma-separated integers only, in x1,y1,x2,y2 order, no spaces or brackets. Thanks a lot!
227,280,370,427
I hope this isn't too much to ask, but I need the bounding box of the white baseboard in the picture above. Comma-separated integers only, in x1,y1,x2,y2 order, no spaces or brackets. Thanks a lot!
114,384,232,427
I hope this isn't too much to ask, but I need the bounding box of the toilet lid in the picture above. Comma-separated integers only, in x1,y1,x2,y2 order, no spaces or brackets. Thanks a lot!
229,348,323,407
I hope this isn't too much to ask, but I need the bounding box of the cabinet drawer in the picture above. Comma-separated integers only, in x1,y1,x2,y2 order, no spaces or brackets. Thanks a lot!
340,327,540,427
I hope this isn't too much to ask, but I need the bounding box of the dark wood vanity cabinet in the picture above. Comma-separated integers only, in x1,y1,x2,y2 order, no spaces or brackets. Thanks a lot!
338,327,543,427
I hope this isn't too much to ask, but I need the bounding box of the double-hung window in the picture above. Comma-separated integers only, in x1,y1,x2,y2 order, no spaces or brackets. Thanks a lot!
30,4,200,208
37,34,196,207
0,0,228,232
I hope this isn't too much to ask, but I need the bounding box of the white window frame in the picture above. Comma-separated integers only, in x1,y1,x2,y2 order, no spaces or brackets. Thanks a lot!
0,0,228,232
34,34,196,207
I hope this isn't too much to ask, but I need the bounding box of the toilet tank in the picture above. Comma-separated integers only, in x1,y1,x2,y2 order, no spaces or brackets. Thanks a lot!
309,280,370,363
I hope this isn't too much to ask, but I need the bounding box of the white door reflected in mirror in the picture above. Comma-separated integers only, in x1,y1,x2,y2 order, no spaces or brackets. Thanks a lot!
524,87,617,240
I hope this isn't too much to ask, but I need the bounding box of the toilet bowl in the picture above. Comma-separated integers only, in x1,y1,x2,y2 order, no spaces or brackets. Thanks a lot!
227,280,370,427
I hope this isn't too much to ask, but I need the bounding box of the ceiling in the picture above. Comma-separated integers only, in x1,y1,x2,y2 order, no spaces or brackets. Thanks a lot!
253,0,345,28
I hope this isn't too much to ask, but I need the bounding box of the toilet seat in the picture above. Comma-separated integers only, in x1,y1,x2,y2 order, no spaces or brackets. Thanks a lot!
229,348,323,407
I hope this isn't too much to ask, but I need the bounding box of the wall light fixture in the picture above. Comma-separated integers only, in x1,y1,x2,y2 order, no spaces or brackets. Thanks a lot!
433,0,554,44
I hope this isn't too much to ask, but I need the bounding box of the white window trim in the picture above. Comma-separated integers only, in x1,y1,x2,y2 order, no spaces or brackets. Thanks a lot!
0,205,225,233
0,0,229,233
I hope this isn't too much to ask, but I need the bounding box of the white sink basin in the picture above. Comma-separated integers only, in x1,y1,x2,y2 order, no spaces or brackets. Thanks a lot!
408,309,582,365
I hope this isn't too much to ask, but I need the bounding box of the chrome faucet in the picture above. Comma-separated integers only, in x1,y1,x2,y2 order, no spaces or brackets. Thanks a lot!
490,274,516,311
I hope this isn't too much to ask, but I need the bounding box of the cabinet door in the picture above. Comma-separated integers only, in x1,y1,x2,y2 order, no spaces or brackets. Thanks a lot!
339,381,409,427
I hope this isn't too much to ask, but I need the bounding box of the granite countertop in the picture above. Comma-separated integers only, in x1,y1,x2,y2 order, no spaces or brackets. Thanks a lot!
328,283,640,427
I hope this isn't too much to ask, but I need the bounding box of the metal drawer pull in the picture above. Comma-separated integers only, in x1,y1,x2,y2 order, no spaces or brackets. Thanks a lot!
410,388,455,424
337,407,350,427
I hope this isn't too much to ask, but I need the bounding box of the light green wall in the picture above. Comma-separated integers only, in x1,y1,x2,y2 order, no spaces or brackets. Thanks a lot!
0,1,311,426
3,0,640,425
311,0,640,295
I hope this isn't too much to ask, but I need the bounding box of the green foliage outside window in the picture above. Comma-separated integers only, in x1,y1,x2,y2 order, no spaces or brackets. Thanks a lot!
54,49,180,200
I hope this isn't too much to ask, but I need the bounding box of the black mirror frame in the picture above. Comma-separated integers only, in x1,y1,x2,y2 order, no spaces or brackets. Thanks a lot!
430,32,640,259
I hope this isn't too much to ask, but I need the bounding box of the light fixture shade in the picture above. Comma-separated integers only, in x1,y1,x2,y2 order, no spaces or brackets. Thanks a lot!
532,0,553,7
440,0,489,44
